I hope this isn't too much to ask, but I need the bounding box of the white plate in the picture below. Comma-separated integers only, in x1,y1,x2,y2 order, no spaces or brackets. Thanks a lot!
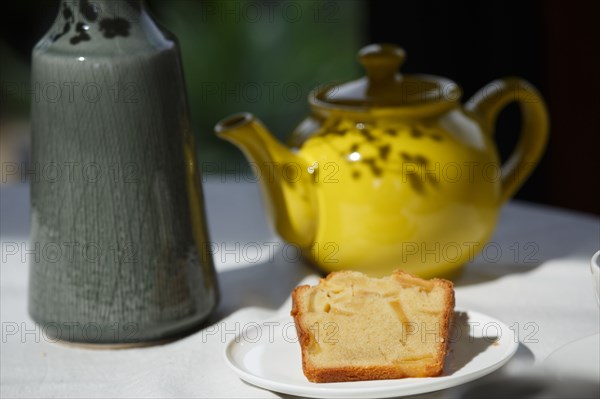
224,310,518,398
544,333,600,381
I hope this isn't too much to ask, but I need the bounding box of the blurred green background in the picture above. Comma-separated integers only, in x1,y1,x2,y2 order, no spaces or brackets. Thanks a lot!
0,0,365,174
3,0,599,214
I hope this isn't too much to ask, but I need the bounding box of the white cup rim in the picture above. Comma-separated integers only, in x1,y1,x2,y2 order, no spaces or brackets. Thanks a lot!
592,250,600,269
591,250,600,305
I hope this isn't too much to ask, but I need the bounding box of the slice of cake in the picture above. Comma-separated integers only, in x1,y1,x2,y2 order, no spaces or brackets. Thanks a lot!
291,270,455,382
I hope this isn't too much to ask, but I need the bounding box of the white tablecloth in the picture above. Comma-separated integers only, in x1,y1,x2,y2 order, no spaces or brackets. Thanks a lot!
1,181,599,398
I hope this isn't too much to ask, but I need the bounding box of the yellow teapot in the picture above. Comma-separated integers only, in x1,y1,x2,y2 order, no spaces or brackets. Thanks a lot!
215,44,549,278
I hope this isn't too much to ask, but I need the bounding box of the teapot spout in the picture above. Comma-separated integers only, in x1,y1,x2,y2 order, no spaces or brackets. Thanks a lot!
215,113,316,248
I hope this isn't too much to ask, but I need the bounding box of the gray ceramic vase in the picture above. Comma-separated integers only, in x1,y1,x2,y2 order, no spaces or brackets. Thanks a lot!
29,0,218,345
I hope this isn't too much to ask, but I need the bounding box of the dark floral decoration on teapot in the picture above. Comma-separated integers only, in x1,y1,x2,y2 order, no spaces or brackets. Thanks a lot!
316,119,443,193
51,0,131,44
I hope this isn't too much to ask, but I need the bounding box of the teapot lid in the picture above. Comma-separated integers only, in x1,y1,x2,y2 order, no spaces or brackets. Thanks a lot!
312,44,461,111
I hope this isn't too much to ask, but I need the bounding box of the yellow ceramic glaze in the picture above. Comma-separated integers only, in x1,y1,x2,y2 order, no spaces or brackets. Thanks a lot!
216,44,549,278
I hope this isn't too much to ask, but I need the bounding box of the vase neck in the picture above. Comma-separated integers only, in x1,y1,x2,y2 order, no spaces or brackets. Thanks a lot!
59,0,143,21
46,0,152,46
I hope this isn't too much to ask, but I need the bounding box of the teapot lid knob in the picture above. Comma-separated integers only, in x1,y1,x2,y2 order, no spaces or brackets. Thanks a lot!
310,43,460,109
358,44,405,83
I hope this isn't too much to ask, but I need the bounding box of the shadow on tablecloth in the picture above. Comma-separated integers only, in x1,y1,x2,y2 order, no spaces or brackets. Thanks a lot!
210,249,317,322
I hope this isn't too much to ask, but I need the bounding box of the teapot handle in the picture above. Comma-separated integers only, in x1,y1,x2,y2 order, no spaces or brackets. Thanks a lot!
466,78,549,204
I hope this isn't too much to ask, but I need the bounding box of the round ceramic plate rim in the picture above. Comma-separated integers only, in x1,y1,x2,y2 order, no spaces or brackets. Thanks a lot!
543,333,600,378
224,309,519,398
